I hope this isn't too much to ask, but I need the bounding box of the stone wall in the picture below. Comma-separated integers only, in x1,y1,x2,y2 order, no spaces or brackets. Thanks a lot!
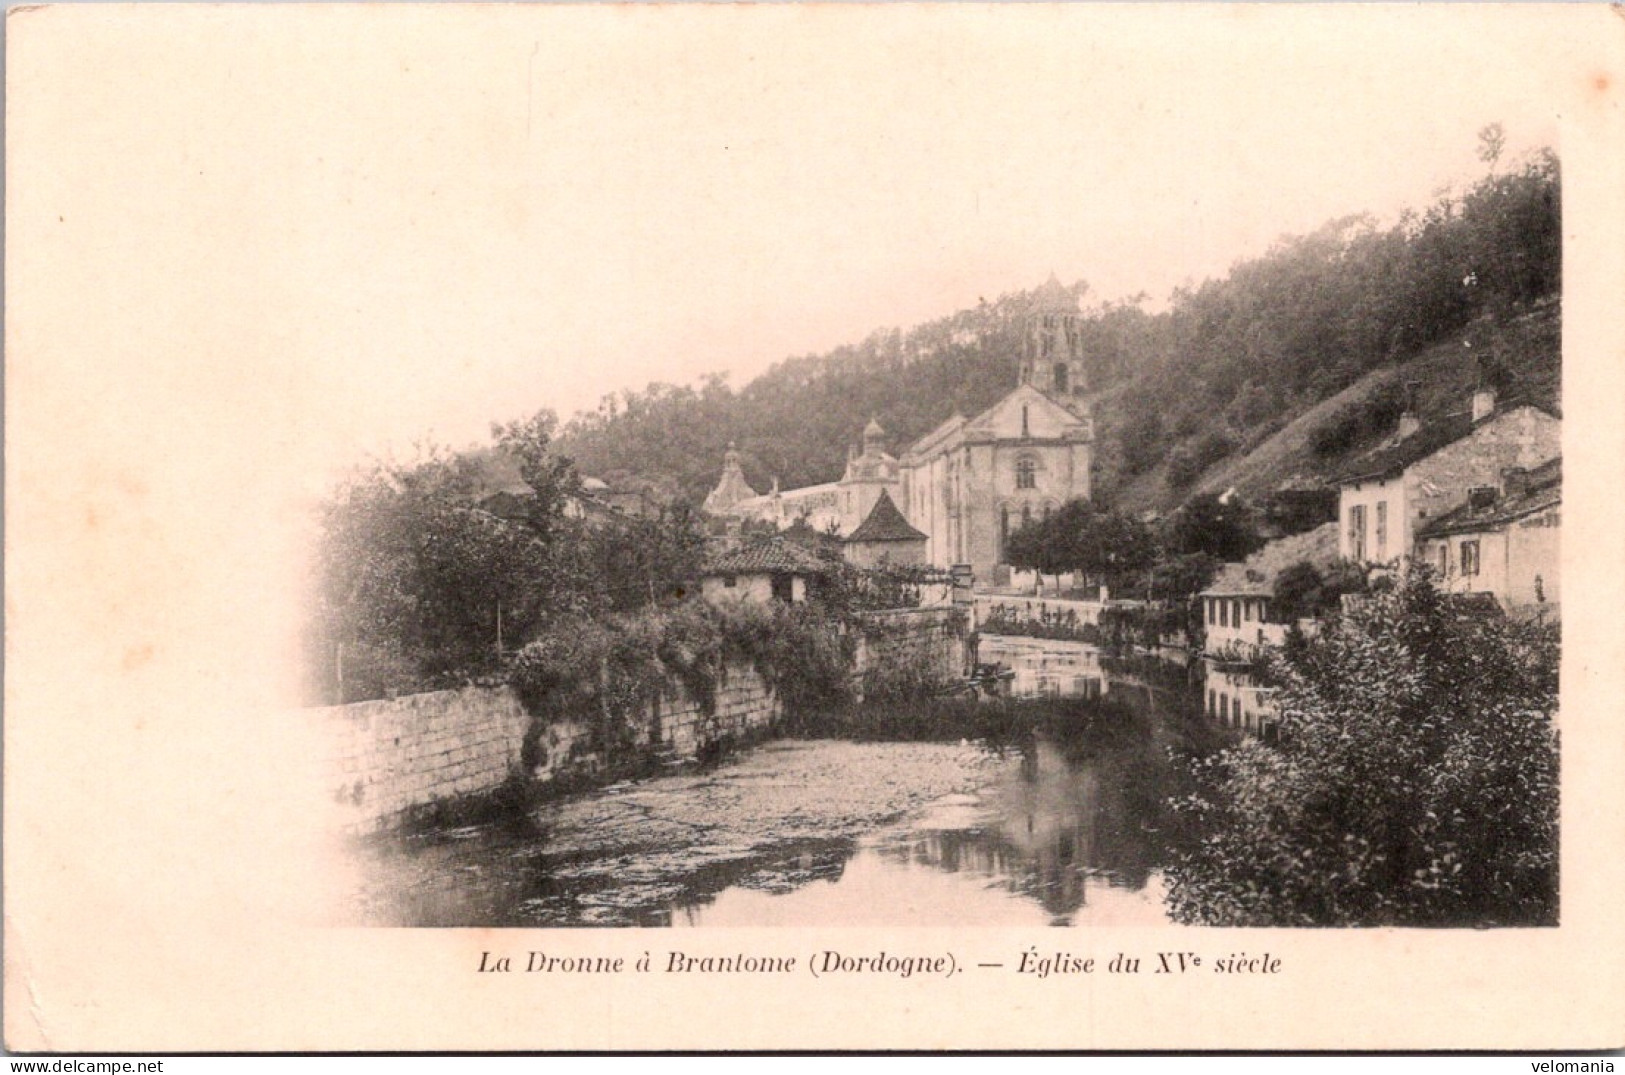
310,659,783,835
308,685,538,836
852,606,971,696
312,609,970,834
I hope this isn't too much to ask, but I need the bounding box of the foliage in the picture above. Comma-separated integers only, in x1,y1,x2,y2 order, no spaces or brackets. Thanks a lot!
552,140,1557,517
1271,559,1369,623
585,504,709,613
490,410,581,540
827,562,955,614
1308,380,1409,458
1163,494,1264,563
306,445,594,703
1166,431,1238,490
1165,565,1559,927
1006,499,1157,581
859,645,962,707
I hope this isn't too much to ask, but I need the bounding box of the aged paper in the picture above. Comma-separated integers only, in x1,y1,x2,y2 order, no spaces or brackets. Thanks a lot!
6,3,1625,1052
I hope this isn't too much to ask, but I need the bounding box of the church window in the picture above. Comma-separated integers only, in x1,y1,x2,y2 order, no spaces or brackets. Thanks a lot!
1021,405,1030,438
1022,504,1032,528
1053,364,1069,393
1016,458,1037,489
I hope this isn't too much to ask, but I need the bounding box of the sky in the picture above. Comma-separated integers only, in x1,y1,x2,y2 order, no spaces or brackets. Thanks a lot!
10,5,1578,494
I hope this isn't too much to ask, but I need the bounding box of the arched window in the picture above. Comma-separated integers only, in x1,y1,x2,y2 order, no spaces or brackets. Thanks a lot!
1016,457,1037,490
1022,504,1032,528
1053,364,1069,394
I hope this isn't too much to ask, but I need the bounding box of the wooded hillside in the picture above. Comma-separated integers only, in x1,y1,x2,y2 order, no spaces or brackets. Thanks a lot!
552,145,1560,514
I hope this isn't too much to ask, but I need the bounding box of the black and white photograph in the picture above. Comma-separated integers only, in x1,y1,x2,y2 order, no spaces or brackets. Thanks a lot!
5,1,1623,1054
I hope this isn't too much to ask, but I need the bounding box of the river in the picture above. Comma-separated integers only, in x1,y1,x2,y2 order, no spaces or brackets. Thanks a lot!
342,637,1230,928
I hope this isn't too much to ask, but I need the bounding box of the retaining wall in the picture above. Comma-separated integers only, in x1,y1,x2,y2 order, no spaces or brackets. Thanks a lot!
310,606,967,834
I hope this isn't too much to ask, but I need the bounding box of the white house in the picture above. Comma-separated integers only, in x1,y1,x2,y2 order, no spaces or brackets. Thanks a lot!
1331,388,1560,566
1415,456,1560,616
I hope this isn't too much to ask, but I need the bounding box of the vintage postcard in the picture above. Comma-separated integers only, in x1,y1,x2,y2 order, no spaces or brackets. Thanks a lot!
5,2,1624,1053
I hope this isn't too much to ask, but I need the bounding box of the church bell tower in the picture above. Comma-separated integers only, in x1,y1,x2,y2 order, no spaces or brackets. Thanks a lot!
1018,273,1088,412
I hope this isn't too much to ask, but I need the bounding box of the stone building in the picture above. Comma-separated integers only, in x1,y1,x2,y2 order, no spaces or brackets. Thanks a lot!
895,278,1094,580
1330,388,1560,566
700,536,835,606
1415,456,1560,616
843,489,928,568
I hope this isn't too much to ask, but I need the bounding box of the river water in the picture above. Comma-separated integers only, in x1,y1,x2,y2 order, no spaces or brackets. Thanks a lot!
343,637,1228,928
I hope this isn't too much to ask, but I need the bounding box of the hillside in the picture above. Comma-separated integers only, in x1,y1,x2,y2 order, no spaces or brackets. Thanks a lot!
1113,298,1561,514
545,148,1560,520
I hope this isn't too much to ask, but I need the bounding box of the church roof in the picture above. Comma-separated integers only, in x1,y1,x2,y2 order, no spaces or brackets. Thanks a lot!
960,383,1088,440
845,490,927,545
864,417,885,438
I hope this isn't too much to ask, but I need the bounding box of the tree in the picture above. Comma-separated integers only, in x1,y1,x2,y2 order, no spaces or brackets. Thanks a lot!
307,443,594,704
1166,565,1559,927
1006,500,1156,582
492,410,580,538
1477,122,1506,173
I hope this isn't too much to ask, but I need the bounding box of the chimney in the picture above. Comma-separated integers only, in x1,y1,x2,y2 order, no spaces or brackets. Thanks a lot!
1468,485,1499,513
1501,466,1530,499
1471,387,1497,424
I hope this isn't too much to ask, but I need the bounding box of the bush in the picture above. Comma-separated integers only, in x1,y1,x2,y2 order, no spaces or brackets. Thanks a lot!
1166,564,1559,927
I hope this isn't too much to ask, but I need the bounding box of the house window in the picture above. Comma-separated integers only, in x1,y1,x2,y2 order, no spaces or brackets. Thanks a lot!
1207,688,1216,716
1437,544,1448,575
1375,502,1388,561
1460,540,1481,577
1219,600,1229,628
1207,600,1215,626
723,575,737,589
1053,364,1069,393
1016,458,1037,489
1232,599,1242,626
1348,504,1367,561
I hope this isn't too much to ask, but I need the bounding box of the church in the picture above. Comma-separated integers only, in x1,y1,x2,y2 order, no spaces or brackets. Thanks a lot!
705,276,1095,584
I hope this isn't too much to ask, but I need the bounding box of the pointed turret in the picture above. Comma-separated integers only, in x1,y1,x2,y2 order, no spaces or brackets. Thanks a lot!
702,441,759,515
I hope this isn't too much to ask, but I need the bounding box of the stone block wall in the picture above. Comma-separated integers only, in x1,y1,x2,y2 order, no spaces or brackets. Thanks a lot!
310,658,783,835
308,685,536,835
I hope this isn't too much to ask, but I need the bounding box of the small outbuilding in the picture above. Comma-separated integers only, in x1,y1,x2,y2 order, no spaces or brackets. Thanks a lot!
700,536,836,605
842,490,928,568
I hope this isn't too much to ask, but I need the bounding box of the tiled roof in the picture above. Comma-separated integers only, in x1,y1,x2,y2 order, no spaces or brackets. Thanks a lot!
1331,400,1558,485
845,490,927,544
1201,563,1274,598
704,536,834,576
1417,457,1562,539
1331,412,1477,485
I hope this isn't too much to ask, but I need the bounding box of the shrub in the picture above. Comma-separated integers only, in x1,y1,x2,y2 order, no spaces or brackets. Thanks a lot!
1165,564,1559,927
